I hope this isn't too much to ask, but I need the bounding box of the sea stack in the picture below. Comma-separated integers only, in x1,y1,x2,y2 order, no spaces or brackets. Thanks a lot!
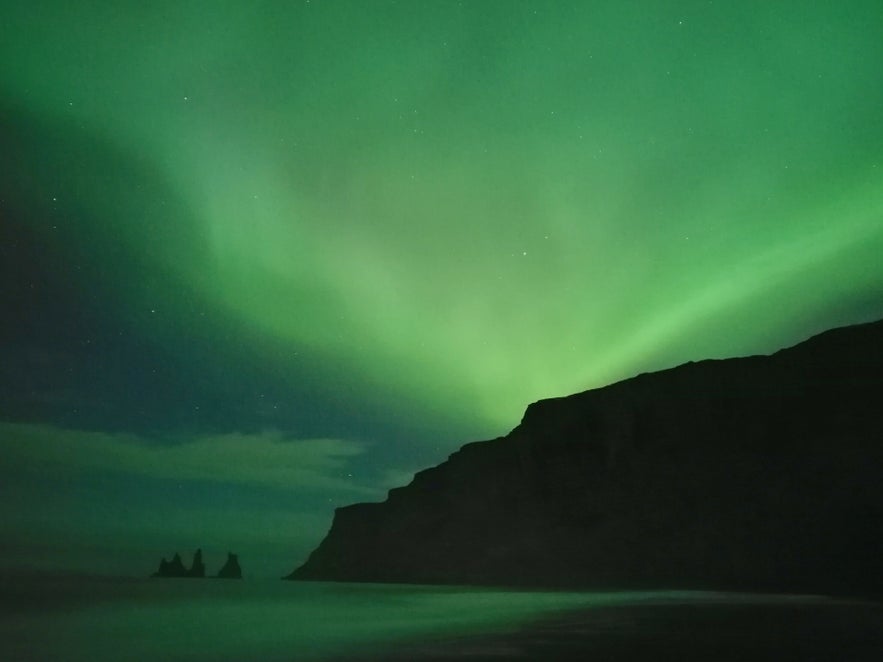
151,549,205,578
288,319,883,596
151,552,187,578
216,552,242,579
186,548,206,578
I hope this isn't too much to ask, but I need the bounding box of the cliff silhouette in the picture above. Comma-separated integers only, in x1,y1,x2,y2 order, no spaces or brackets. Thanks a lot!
288,319,883,595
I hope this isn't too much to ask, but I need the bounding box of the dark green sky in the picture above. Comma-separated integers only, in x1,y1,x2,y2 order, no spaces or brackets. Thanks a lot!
2,0,882,577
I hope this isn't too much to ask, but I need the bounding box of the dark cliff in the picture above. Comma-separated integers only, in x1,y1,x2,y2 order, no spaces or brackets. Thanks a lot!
288,320,883,594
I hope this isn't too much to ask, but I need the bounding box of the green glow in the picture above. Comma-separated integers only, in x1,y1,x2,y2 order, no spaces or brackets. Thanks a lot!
2,586,749,661
3,1,882,432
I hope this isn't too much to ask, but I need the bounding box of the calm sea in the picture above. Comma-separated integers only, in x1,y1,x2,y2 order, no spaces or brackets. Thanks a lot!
2,577,881,660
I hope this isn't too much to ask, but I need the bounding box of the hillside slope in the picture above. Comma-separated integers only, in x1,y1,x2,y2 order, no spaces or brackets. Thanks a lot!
288,320,883,594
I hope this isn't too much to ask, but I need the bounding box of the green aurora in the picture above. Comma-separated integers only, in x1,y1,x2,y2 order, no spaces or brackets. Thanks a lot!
1,0,882,575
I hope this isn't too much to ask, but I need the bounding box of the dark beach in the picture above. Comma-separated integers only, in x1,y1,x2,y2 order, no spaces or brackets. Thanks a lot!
365,594,883,661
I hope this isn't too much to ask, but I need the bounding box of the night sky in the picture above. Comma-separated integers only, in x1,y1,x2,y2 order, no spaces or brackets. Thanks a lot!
2,1,882,578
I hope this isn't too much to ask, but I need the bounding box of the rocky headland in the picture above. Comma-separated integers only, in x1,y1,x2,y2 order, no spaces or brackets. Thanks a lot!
288,319,883,595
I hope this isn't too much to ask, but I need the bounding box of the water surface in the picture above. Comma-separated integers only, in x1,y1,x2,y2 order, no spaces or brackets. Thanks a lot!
2,576,880,660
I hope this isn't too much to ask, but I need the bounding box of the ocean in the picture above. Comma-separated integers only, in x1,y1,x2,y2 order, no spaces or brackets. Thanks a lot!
2,576,881,661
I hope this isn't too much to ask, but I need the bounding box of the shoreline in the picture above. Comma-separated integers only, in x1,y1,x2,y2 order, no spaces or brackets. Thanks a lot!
365,593,883,661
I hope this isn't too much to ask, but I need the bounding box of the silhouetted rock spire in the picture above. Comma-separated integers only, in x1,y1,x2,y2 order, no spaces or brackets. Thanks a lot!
216,552,242,579
187,548,205,577
151,549,210,578
152,552,187,578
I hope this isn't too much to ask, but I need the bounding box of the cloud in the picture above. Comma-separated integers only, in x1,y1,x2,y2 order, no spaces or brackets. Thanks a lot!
0,422,372,576
0,422,379,495
379,467,419,490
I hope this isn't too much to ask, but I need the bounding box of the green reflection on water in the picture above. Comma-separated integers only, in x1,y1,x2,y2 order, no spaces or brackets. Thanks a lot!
1,579,824,661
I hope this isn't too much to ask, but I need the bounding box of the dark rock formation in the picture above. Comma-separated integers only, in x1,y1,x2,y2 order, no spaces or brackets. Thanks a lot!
215,552,242,579
187,548,206,578
152,549,205,578
151,552,187,578
288,319,883,595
